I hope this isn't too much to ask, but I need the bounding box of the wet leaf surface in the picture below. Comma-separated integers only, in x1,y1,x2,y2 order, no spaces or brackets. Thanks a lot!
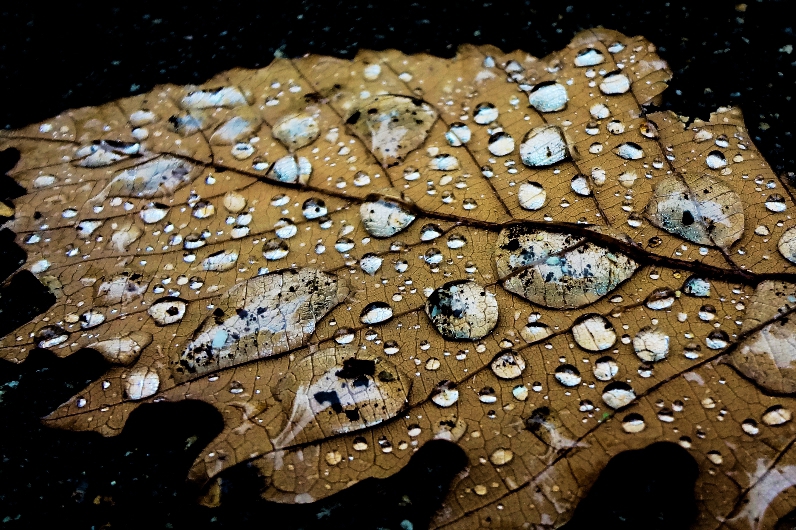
3,27,796,529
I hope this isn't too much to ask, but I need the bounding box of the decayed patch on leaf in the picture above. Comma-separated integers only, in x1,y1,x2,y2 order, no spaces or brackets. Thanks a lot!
4,26,796,530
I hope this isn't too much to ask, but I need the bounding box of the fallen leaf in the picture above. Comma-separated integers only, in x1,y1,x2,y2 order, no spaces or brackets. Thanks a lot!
3,27,796,529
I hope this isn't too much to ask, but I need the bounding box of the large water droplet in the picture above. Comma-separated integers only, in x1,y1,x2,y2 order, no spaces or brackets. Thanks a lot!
599,71,631,94
125,367,160,400
263,238,289,260
488,131,515,156
645,287,676,310
602,381,635,409
272,112,319,150
518,181,547,210
682,276,711,297
593,356,618,381
520,125,568,167
528,82,568,112
575,48,605,67
425,280,499,340
431,380,459,407
267,155,313,185
473,102,498,125
622,413,646,433
571,314,616,352
633,327,669,362
346,95,437,167
148,298,187,326
555,364,582,387
360,302,393,324
490,350,527,379
762,405,792,426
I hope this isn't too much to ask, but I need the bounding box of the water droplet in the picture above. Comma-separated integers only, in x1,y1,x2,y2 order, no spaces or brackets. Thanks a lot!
445,122,471,146
645,174,744,249
614,142,644,160
429,154,460,171
599,72,630,95
602,381,636,409
518,181,547,210
762,405,792,426
742,418,760,436
272,112,320,150
528,82,568,112
360,253,383,275
570,175,591,196
706,150,727,169
640,120,659,139
425,280,499,340
589,103,610,119
333,328,355,345
765,194,787,212
263,238,289,260
489,448,514,466
267,155,312,185
334,238,355,253
521,323,552,344
682,276,711,297
446,234,467,249
520,125,568,167
706,451,723,465
705,330,729,350
633,327,669,362
431,380,459,407
575,48,605,67
490,350,527,379
607,120,625,134
645,287,676,310
360,302,393,324
346,95,437,166
593,356,619,381
125,366,160,400
554,364,581,387
302,198,328,220
274,219,298,239
140,203,169,224
622,413,646,433
607,42,626,53
572,314,616,352
488,131,515,156
148,298,187,326
473,102,499,125
462,198,478,210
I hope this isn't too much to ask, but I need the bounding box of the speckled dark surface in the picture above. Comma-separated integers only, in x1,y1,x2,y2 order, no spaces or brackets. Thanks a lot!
0,1,794,528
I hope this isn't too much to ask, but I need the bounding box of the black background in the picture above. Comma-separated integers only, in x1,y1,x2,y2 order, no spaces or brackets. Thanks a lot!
1,1,794,529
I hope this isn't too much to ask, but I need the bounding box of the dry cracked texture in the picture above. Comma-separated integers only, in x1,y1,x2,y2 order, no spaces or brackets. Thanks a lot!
2,27,796,529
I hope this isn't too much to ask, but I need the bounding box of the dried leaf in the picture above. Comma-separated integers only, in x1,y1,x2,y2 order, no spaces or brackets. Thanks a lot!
4,27,796,529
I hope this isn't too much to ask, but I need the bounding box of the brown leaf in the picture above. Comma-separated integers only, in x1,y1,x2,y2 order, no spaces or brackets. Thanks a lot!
4,27,796,529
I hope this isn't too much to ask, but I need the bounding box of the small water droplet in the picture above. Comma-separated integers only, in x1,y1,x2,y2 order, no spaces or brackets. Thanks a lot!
706,150,727,169
554,364,581,387
431,380,459,407
645,287,676,310
570,175,592,196
622,413,646,433
263,238,289,260
490,350,527,379
360,302,393,324
593,356,619,381
473,102,499,125
602,381,636,409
